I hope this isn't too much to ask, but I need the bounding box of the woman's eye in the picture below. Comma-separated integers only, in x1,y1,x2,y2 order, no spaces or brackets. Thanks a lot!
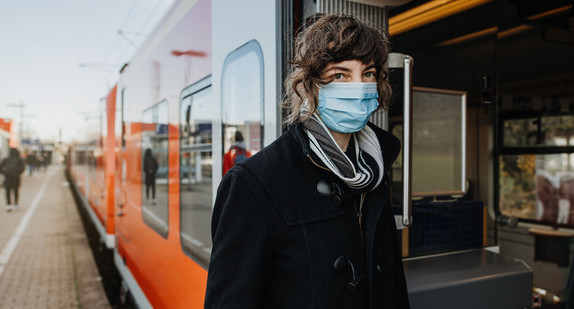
364,71,376,78
333,73,344,80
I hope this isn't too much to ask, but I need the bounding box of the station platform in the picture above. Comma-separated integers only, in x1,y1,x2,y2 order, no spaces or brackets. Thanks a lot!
0,165,110,308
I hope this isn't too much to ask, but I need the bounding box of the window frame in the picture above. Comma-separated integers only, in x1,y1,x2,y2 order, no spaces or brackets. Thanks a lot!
220,39,265,162
178,75,213,267
141,100,170,238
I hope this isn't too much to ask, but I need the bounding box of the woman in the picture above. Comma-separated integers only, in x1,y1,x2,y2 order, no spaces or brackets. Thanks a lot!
205,13,410,308
0,148,25,211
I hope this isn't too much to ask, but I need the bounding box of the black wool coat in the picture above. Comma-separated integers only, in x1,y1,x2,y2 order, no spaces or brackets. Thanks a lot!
205,123,410,309
0,157,25,188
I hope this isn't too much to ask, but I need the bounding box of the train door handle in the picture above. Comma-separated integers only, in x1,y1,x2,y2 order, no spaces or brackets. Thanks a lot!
388,53,414,227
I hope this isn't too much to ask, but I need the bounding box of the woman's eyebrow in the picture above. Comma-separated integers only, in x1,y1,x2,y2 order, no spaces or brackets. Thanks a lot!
324,65,376,72
325,66,352,72
364,65,376,71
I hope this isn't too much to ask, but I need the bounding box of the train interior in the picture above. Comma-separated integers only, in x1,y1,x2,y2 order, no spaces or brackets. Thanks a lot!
374,0,574,307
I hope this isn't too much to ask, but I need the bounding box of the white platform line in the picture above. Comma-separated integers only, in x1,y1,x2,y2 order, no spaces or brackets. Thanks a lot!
0,171,52,277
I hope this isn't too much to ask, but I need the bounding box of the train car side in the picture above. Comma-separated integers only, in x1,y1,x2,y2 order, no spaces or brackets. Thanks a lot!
68,86,117,250
112,0,212,307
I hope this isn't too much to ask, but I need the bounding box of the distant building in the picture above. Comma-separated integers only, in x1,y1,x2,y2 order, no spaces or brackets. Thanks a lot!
0,118,16,159
0,118,18,149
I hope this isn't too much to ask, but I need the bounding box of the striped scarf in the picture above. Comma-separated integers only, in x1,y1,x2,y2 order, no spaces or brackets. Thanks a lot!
303,113,384,192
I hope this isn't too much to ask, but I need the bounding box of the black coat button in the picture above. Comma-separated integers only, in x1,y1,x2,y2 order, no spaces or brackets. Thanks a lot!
334,256,362,293
317,179,343,206
317,180,332,196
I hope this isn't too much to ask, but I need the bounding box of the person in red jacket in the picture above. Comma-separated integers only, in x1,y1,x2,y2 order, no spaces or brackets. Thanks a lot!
223,131,252,175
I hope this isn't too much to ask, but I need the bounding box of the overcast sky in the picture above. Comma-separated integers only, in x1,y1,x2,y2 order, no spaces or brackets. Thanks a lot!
0,0,174,143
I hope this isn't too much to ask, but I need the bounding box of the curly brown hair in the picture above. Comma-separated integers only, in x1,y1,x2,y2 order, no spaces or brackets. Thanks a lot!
283,13,392,125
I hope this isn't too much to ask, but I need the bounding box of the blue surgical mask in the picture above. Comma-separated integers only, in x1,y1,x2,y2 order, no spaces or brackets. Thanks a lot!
317,82,379,133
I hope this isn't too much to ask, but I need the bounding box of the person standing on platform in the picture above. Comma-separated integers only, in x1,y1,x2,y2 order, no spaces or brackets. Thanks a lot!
206,13,410,308
25,151,38,176
143,148,159,205
0,148,25,212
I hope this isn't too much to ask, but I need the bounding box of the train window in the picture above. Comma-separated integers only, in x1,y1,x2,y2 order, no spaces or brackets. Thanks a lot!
503,115,574,148
86,110,103,207
116,88,126,149
389,87,466,197
179,76,213,267
98,105,106,205
411,88,466,196
221,40,264,176
141,101,169,238
499,112,574,226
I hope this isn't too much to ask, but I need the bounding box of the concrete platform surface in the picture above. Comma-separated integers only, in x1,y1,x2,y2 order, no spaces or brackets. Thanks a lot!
0,165,110,308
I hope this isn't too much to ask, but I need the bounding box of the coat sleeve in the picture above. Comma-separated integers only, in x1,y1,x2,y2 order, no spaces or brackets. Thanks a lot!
205,169,273,308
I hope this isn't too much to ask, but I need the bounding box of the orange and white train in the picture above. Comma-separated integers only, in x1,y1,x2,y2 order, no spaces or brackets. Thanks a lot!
67,0,574,308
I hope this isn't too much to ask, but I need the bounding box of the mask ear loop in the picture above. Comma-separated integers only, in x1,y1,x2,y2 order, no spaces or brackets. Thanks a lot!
299,98,311,119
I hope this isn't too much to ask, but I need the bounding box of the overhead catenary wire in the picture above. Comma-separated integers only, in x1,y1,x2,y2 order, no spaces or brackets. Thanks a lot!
111,0,168,68
91,0,174,96
102,0,169,71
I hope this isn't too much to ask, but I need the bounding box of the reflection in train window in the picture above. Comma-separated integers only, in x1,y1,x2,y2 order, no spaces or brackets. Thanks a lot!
98,103,106,207
500,154,574,225
141,101,169,238
85,108,104,208
116,88,126,149
499,113,574,226
221,40,264,175
179,77,213,267
503,115,574,147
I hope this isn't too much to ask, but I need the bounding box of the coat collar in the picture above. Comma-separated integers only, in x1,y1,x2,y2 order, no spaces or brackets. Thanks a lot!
290,122,402,173
238,122,401,227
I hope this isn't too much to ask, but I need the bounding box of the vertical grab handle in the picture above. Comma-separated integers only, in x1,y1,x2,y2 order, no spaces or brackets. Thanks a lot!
402,56,413,227
386,53,414,229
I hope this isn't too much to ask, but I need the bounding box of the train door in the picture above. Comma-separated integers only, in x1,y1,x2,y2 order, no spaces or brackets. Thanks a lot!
211,0,281,192
103,85,117,249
